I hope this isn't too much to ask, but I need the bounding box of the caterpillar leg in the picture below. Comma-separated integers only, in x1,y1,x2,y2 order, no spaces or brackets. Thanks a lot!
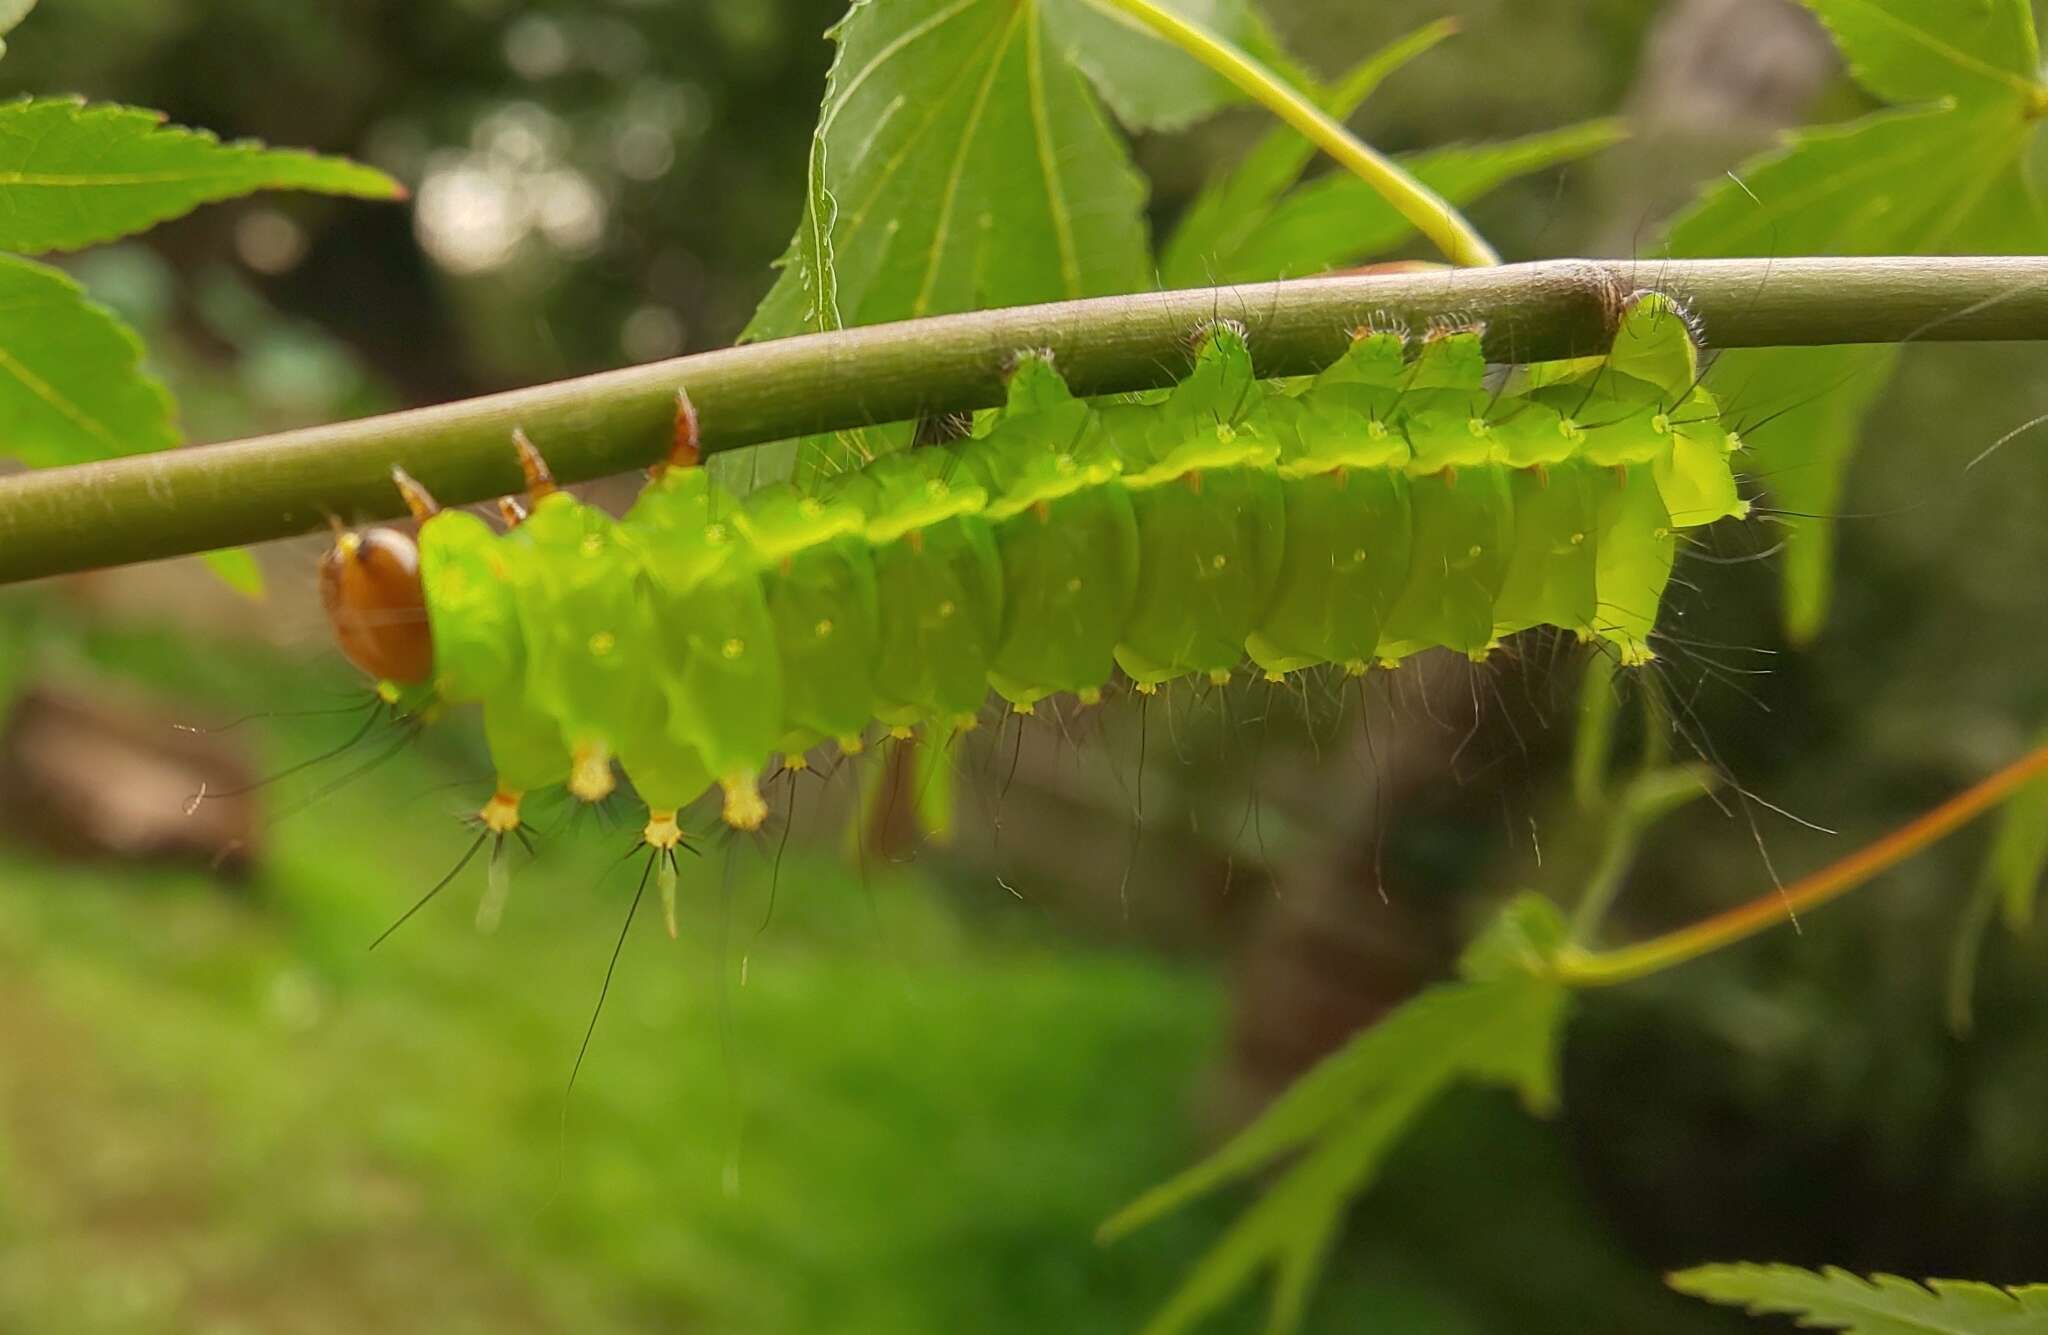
391,465,440,521
511,427,559,501
570,742,617,803
493,429,559,526
721,772,768,831
473,789,533,934
642,807,691,938
668,386,701,471
479,787,524,834
369,789,533,948
646,386,702,478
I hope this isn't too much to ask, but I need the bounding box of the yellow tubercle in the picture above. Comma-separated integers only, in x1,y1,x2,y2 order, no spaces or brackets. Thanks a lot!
1343,659,1370,677
888,725,914,741
644,809,685,939
721,773,768,831
1011,700,1035,717
782,752,810,773
479,789,524,834
1207,668,1232,686
837,733,866,756
1077,686,1102,706
643,807,685,850
952,713,980,734
1263,670,1286,684
569,742,616,803
1134,681,1159,697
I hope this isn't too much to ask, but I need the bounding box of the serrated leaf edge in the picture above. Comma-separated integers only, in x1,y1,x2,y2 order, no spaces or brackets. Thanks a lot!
0,95,403,253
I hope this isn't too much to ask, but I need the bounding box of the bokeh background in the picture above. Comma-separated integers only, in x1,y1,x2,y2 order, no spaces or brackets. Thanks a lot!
4,1,2048,1331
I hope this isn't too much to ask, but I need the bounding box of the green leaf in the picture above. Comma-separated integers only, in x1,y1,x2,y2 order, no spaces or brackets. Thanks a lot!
1229,6,1319,95
1159,16,1461,289
1104,904,1570,1335
744,0,1153,343
0,0,35,59
1045,0,1257,132
1665,105,2029,258
1666,81,2044,638
0,98,402,254
200,547,266,600
1457,891,1570,989
0,253,175,468
1799,0,2042,106
1719,344,1897,640
740,0,1170,486
1671,1263,2048,1333
1181,120,1624,285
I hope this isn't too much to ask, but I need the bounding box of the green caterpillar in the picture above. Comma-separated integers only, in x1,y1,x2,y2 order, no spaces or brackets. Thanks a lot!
355,292,1743,858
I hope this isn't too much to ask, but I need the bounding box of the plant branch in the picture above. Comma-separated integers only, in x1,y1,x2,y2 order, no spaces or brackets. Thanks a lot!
5,256,2048,583
1086,0,1500,267
1567,764,1718,945
1555,740,2048,988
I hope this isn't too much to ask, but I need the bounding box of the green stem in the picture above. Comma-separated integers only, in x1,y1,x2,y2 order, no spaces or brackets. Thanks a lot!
1556,741,2048,987
1566,765,1717,945
1568,817,1644,946
7,256,2048,583
1089,0,1500,268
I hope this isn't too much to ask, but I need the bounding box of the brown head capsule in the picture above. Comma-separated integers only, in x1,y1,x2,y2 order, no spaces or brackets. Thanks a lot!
320,525,434,685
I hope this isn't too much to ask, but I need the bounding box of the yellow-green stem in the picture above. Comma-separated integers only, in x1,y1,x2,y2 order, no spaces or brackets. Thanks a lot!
1088,0,1500,268
1556,741,2048,987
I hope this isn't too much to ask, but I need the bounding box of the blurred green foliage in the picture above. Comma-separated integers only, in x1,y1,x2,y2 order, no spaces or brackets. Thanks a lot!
5,0,2048,1331
0,606,1726,1333
1666,0,2048,642
3,0,852,393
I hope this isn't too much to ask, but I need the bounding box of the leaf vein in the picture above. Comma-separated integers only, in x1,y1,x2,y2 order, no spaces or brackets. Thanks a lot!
911,3,1025,316
0,337,123,452
1025,7,1082,298
818,0,982,138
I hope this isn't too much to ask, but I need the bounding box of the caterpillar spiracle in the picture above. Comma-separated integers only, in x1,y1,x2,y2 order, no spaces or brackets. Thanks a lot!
320,292,1745,868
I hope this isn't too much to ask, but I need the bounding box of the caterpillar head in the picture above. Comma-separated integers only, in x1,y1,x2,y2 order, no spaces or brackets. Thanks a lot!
320,523,434,686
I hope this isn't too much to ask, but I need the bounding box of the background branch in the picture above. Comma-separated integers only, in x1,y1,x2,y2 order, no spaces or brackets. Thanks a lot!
4,255,2048,584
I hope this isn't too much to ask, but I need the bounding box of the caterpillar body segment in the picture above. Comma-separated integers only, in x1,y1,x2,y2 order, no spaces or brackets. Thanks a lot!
833,449,1006,730
333,293,1744,833
956,358,1139,708
733,485,882,753
1103,331,1285,686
